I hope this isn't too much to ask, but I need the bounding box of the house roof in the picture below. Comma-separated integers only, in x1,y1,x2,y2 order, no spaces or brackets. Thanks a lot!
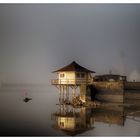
53,61,95,73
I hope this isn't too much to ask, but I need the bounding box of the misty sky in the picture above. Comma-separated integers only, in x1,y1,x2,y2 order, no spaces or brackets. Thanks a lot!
0,4,140,84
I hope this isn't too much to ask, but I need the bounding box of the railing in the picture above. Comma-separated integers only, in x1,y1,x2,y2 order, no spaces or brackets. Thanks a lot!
51,79,92,85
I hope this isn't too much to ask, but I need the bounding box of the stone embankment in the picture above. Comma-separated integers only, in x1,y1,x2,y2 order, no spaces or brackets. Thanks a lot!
92,81,124,103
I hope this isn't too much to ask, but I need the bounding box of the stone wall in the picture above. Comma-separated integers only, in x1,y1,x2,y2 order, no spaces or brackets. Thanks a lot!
89,81,140,102
95,94,124,103
125,82,140,90
92,81,124,103
125,90,140,100
124,82,140,100
93,81,124,94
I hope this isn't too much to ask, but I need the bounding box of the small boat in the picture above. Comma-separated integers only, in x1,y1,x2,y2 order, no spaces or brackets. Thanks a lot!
23,97,32,103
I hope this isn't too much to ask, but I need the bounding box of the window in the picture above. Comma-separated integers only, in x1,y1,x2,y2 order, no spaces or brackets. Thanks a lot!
81,73,85,78
76,73,80,78
60,122,64,127
60,73,65,78
76,73,85,78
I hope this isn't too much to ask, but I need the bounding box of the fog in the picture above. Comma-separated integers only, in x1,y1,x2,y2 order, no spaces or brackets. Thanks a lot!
0,4,140,84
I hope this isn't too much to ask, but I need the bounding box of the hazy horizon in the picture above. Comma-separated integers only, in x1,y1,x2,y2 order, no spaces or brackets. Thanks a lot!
0,4,140,84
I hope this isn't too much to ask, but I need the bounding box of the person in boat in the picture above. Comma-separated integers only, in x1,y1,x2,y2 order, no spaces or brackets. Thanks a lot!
23,91,32,102
23,97,32,102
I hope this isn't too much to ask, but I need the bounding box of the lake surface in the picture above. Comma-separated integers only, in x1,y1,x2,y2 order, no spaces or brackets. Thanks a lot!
0,84,140,136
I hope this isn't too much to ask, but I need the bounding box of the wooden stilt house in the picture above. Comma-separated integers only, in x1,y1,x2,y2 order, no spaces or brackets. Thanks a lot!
51,61,95,103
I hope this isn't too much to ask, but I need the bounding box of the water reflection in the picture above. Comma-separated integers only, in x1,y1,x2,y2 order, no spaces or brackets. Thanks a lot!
0,85,140,136
52,105,94,136
124,103,140,123
52,105,126,136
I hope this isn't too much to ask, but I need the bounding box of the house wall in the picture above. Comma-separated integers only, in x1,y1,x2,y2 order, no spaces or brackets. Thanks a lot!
59,72,75,80
58,72,75,84
57,72,91,84
75,72,91,80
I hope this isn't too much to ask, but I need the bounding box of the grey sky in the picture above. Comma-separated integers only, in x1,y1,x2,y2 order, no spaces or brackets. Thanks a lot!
0,4,140,84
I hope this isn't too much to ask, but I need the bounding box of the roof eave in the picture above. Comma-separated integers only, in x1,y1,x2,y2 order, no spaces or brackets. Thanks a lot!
52,70,95,73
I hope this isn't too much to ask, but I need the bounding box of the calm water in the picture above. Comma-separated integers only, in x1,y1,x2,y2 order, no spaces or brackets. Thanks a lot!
0,85,140,136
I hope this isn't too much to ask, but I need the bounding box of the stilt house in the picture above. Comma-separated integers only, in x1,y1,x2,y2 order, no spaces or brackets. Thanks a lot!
51,61,95,102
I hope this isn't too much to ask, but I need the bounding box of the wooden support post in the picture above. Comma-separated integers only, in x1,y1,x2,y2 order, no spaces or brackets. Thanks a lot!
65,105,68,113
59,85,62,104
67,86,69,102
59,104,62,114
72,87,75,99
65,85,67,102
74,86,76,98
80,84,87,102
75,85,77,98
62,104,65,114
62,85,64,103
65,85,67,101
63,85,65,102
73,107,75,117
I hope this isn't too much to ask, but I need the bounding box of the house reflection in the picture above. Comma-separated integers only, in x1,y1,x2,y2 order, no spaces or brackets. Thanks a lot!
52,105,94,136
52,105,125,136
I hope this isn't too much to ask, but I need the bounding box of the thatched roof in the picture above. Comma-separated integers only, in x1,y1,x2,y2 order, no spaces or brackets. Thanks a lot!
53,61,95,73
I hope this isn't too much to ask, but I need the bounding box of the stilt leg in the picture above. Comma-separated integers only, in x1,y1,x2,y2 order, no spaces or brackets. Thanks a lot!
66,85,69,103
